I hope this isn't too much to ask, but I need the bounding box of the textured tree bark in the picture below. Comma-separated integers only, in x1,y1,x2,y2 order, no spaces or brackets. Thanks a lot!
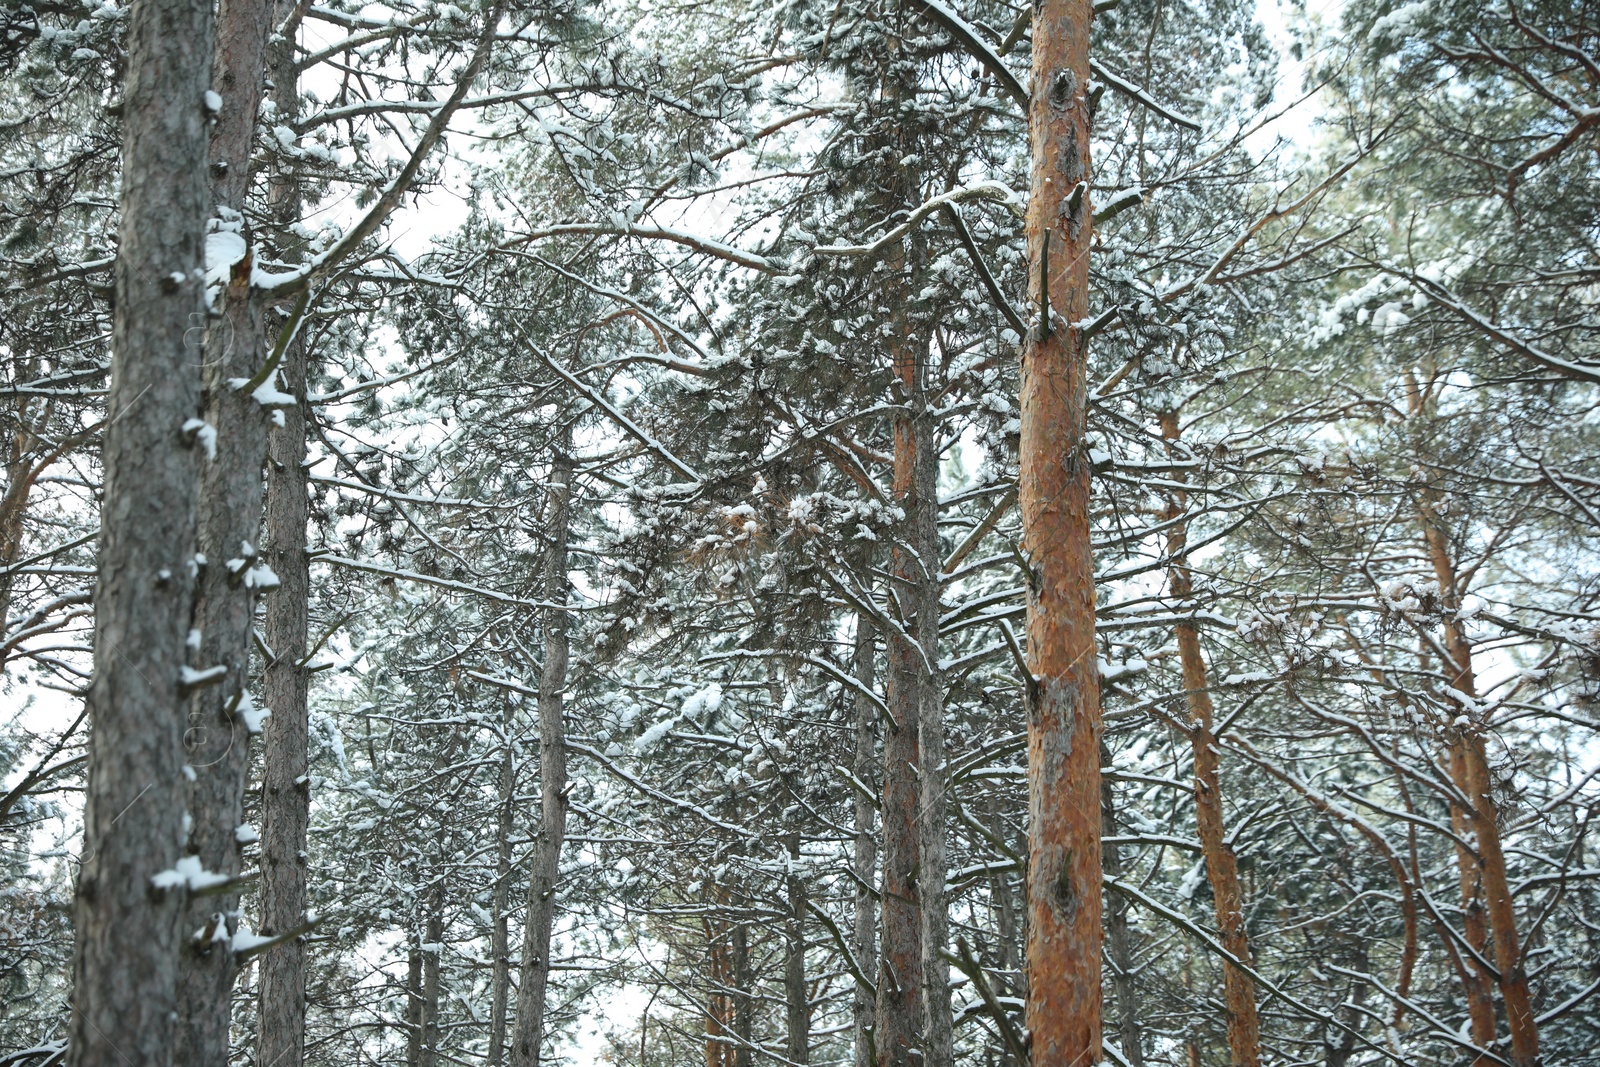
255,7,313,1064
851,619,878,1067
173,0,281,1054
784,833,810,1065
1448,741,1498,1062
65,0,213,1062
488,695,516,1066
1159,412,1260,1067
508,444,574,1067
987,797,1019,1011
1021,0,1102,1063
877,340,929,1067
0,442,27,634
1326,969,1368,1067
1100,750,1143,1067
908,363,951,1067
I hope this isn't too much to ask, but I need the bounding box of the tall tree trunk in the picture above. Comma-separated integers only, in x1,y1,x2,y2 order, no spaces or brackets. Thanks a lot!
869,12,935,1061
902,342,951,1067
174,0,281,1054
1405,375,1537,1067
784,833,810,1065
488,694,516,1066
1160,412,1260,1067
704,887,736,1067
1326,968,1368,1067
733,919,753,1067
420,898,444,1067
508,443,574,1067
877,342,929,1067
406,945,425,1067
1101,751,1143,1067
66,0,214,1062
256,8,313,1063
1425,520,1537,1066
851,618,878,1067
1021,0,1102,1063
913,433,950,1067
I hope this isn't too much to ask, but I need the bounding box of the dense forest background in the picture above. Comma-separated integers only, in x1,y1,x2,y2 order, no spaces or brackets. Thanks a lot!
3,0,1599,1065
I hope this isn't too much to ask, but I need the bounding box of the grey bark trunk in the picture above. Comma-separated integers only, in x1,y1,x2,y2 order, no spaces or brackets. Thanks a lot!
984,794,1019,1067
173,0,280,1053
406,946,425,1067
421,899,444,1067
851,619,878,1067
1101,746,1144,1067
784,833,809,1065
255,8,312,1065
908,346,950,1067
876,621,922,1067
488,695,516,1065
66,0,214,1063
914,498,951,1067
507,443,574,1067
733,920,753,1067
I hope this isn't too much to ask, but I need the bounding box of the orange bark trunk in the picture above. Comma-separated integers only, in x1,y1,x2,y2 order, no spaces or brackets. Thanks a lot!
1424,523,1537,1067
1159,414,1260,1067
876,354,928,1066
704,903,736,1067
1022,1,1102,1063
1408,374,1537,1067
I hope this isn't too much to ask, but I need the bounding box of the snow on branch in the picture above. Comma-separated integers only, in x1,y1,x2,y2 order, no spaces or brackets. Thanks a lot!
507,319,703,484
318,554,565,610
1089,58,1201,133
255,0,507,297
909,0,1029,110
814,182,1022,260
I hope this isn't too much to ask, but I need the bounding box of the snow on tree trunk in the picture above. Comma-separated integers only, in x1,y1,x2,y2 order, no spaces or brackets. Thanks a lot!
784,831,810,1065
66,0,214,1060
1421,489,1538,1067
174,0,280,1054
